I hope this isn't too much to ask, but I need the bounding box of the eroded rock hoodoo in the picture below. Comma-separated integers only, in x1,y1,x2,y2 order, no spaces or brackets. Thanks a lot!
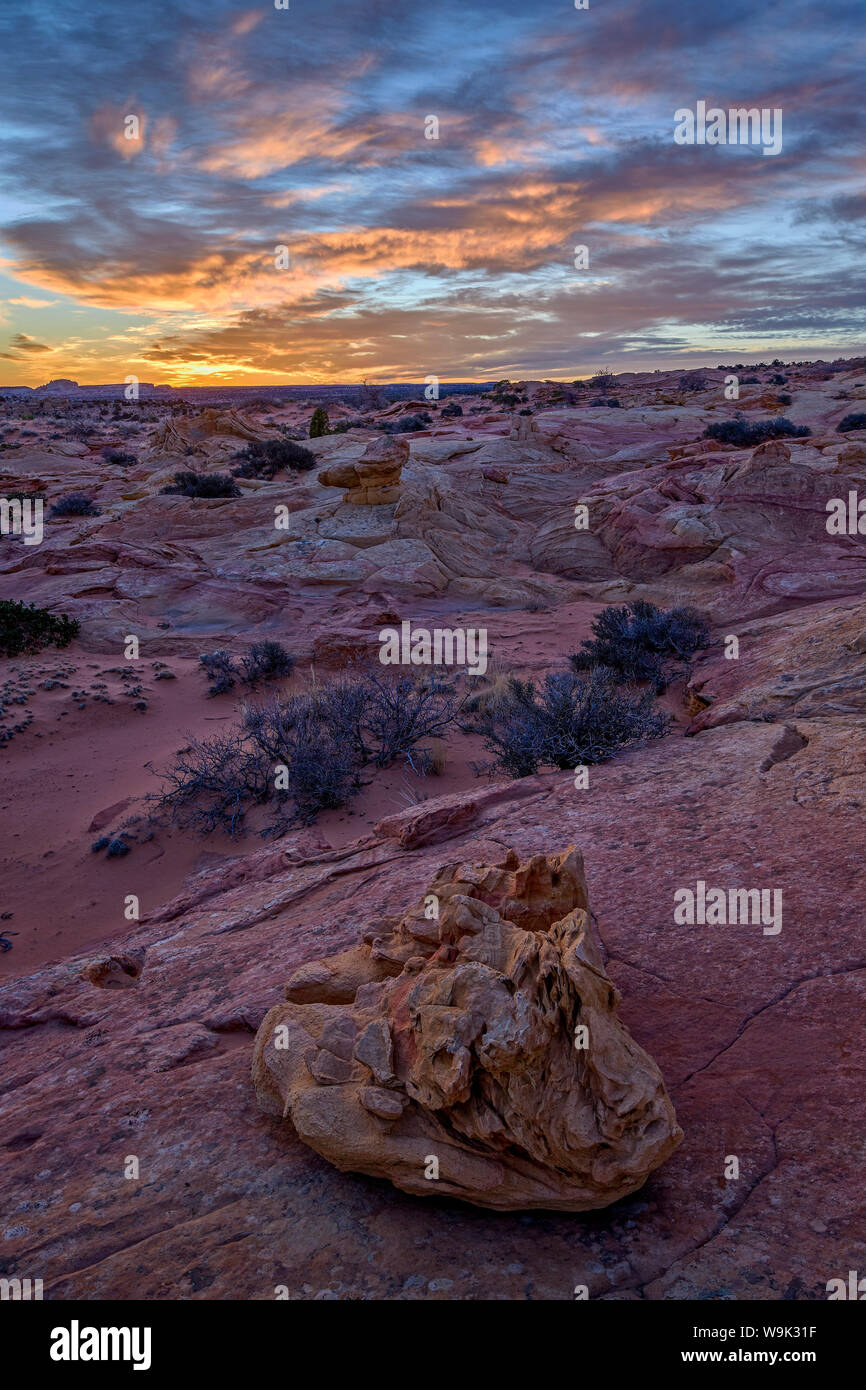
317,433,407,504
252,846,682,1211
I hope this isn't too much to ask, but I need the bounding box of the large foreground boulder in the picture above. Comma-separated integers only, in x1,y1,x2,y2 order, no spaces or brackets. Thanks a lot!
252,846,681,1211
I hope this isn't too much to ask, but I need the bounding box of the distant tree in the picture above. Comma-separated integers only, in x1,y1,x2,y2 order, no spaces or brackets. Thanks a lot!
309,407,330,438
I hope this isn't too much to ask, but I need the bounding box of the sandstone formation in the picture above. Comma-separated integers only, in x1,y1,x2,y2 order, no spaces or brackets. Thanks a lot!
253,846,682,1210
317,433,407,504
148,408,281,460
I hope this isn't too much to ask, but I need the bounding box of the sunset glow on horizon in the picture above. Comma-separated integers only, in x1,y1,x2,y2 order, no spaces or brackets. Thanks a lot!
1,0,864,387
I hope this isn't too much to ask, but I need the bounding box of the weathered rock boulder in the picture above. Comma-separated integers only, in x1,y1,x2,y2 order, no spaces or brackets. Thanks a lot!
317,434,408,504
252,846,682,1211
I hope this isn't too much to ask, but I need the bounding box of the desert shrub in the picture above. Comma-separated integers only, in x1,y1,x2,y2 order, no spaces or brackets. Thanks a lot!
740,375,760,384
770,373,788,386
200,649,237,696
440,402,463,417
106,838,129,858
678,372,707,391
380,412,432,434
200,642,295,696
160,471,241,498
589,370,615,390
152,731,272,835
777,393,792,406
469,668,666,778
50,493,101,517
0,599,79,658
101,447,137,465
239,641,295,687
231,438,316,478
155,669,467,834
360,380,389,411
837,413,866,433
570,600,710,692
357,669,460,769
462,664,517,721
331,416,370,433
703,415,811,447
309,407,330,437
242,695,361,827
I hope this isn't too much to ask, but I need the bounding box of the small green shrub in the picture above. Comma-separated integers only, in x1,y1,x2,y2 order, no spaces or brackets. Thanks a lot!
0,600,79,658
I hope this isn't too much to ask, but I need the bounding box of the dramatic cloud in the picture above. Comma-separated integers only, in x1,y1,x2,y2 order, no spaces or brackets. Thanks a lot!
9,333,52,353
0,0,862,383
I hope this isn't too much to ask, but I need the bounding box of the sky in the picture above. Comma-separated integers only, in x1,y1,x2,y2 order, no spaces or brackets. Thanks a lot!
0,0,864,386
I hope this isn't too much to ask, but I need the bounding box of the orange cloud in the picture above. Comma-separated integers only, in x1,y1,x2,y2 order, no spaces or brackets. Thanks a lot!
89,105,147,159
230,7,266,37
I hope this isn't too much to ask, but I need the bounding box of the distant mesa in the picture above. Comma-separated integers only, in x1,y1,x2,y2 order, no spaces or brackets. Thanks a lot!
0,379,176,398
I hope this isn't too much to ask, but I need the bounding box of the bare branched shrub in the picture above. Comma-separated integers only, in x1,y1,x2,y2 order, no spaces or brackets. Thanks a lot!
161,471,241,498
359,669,462,768
199,642,294,695
153,669,469,835
239,641,296,687
151,733,270,835
468,668,667,779
199,649,237,696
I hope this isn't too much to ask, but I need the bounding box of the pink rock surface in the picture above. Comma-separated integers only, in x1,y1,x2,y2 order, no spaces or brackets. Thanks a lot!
1,366,865,1298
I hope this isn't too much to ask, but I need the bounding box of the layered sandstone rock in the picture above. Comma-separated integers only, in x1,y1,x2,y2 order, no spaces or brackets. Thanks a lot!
148,408,280,459
252,846,682,1211
317,433,408,504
